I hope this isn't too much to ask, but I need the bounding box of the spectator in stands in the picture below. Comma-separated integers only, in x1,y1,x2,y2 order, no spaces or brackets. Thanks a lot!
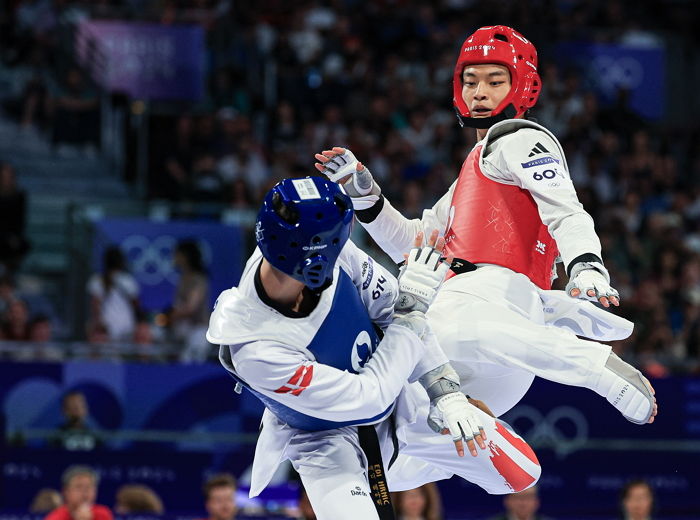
488,486,551,520
1,298,31,340
216,135,270,199
114,484,164,514
0,274,14,315
393,483,442,520
620,479,655,520
30,488,63,514
50,65,99,151
0,162,29,273
169,240,211,362
87,246,140,343
52,391,101,451
45,465,112,520
158,114,195,200
131,319,157,361
28,313,53,342
9,313,62,361
203,473,237,520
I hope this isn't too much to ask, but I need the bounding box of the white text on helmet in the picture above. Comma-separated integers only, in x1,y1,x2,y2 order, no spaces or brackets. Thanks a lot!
463,44,495,53
302,244,328,251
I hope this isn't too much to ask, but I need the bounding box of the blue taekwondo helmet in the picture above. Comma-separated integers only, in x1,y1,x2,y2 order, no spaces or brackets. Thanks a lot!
255,176,354,290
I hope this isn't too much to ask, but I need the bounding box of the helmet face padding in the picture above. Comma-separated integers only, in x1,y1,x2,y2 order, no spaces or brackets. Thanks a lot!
255,177,353,290
453,25,541,129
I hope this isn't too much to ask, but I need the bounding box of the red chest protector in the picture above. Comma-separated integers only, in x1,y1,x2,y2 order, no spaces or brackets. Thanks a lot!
443,145,558,289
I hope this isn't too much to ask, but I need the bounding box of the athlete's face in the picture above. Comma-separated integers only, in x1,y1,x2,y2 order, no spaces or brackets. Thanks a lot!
461,64,512,118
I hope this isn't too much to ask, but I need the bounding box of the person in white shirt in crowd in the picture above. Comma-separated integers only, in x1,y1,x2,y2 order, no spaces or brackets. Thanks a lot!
207,177,541,520
87,246,139,342
170,239,211,362
315,25,657,426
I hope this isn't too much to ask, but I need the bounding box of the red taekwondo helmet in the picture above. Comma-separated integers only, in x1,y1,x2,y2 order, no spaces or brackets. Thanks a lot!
453,25,541,129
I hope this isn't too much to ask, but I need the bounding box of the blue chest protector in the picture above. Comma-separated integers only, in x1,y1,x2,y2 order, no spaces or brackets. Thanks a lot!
230,268,392,431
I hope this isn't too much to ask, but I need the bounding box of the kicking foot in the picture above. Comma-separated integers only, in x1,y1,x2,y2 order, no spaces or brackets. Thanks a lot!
595,352,657,424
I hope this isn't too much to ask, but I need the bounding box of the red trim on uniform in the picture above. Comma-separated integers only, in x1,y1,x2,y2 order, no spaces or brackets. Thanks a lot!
274,365,314,396
488,440,536,492
495,421,539,465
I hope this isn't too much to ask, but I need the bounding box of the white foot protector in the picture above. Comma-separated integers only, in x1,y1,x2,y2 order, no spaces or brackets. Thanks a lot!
594,353,656,424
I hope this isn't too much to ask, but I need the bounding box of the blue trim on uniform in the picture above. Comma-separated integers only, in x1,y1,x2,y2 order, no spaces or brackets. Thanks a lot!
227,268,390,431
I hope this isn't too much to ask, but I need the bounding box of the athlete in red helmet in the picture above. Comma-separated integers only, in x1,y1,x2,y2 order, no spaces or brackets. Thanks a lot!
315,26,658,426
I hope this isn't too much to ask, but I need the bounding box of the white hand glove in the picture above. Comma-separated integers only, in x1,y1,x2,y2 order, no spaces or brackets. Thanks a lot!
427,393,485,452
566,261,620,304
320,149,381,210
395,246,450,313
419,363,486,456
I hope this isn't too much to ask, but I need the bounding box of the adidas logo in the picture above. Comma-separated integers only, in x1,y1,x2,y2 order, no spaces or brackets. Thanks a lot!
528,142,550,157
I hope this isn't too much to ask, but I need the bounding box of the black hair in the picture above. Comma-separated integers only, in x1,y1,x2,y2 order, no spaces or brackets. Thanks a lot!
176,240,206,274
102,246,126,292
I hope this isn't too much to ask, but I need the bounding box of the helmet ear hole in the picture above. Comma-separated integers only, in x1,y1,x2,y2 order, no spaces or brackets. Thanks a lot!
312,236,321,244
334,193,349,214
272,192,299,224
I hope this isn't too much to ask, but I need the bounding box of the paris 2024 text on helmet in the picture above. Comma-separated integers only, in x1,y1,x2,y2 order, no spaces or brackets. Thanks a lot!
453,25,541,129
255,176,354,291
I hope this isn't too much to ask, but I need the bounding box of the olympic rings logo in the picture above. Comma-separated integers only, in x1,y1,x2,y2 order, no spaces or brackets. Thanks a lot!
120,235,213,286
503,404,589,457
589,55,644,94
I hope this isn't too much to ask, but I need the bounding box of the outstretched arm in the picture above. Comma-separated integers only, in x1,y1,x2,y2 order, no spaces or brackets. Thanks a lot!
315,147,453,263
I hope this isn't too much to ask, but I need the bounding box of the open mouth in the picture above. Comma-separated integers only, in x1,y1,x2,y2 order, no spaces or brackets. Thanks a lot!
472,107,491,115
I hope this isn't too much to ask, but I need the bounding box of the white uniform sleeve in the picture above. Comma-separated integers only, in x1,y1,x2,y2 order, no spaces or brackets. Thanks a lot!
408,326,449,383
340,240,398,329
360,184,456,263
231,323,429,422
481,128,603,268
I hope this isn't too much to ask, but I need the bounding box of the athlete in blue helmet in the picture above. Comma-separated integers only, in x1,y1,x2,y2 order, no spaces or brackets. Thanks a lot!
207,177,541,520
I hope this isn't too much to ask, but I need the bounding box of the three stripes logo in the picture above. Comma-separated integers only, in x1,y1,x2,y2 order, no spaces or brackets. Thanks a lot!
274,364,314,396
528,142,550,157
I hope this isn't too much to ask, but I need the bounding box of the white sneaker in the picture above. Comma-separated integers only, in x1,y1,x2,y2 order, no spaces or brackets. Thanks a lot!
595,352,657,424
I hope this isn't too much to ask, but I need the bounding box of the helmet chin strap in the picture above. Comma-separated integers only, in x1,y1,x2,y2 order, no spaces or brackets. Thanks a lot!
454,104,517,129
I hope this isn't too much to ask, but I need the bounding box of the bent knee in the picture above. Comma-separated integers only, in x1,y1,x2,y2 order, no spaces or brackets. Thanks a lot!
483,423,541,494
512,459,541,493
482,456,541,495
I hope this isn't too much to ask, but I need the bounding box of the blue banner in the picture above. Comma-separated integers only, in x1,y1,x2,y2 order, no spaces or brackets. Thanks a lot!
556,42,665,120
92,218,244,312
76,21,205,101
0,362,263,444
1,362,698,516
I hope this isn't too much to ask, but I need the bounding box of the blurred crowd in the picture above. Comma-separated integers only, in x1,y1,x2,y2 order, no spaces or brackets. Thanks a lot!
23,462,660,520
0,0,700,376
